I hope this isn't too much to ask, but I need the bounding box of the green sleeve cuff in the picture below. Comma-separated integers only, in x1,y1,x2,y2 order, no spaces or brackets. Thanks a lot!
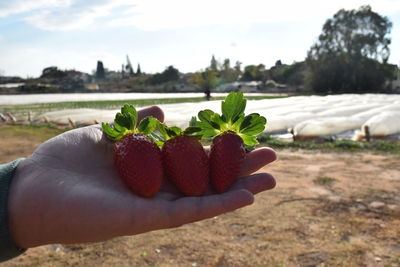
0,159,27,262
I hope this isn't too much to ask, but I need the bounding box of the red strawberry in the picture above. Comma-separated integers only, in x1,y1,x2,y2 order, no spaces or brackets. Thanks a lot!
162,135,209,196
114,133,163,197
195,92,267,193
210,132,246,193
102,104,164,198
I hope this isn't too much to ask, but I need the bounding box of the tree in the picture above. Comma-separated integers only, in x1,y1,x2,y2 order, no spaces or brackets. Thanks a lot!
223,58,230,70
191,69,219,100
269,61,307,87
41,66,67,79
241,64,267,82
234,61,242,72
307,5,394,93
161,65,179,81
148,65,179,85
121,64,126,78
136,64,142,76
210,55,218,71
96,61,105,80
126,55,134,76
220,58,240,82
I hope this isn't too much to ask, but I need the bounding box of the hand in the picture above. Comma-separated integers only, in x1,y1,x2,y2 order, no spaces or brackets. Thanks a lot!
8,106,276,248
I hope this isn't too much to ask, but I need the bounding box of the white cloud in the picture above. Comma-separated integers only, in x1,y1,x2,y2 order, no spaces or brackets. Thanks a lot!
2,0,399,31
109,0,400,31
0,0,70,18
0,0,399,78
24,0,127,31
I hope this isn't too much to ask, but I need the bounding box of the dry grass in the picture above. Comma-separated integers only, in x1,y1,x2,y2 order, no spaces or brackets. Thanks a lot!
1,125,399,267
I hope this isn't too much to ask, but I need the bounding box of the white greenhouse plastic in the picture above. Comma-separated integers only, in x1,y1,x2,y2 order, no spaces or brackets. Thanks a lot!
34,94,400,138
362,111,400,137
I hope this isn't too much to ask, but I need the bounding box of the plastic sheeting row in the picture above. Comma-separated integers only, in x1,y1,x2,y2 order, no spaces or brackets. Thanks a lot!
36,94,400,138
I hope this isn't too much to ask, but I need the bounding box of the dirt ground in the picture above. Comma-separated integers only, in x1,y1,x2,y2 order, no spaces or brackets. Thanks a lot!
1,126,399,267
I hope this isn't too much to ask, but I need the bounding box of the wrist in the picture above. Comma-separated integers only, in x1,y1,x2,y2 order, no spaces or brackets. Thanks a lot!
0,159,27,261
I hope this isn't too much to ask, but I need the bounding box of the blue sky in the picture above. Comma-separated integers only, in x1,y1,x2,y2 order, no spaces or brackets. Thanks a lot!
1,0,399,77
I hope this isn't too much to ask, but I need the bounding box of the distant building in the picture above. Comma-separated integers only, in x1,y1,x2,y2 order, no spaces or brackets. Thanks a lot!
64,70,91,83
39,67,92,91
175,83,198,92
216,81,262,93
85,83,100,91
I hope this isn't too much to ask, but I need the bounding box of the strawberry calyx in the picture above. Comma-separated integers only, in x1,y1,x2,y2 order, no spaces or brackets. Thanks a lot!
102,104,158,141
195,92,267,149
150,119,202,146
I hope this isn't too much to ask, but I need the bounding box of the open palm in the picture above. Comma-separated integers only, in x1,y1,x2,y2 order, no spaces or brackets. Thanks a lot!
8,106,276,248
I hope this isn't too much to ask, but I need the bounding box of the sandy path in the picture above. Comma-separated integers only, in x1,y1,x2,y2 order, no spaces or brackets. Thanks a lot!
1,130,399,266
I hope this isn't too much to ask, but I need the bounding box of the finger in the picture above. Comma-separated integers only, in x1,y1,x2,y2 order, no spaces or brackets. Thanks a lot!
240,147,277,176
138,106,165,122
165,189,254,228
230,173,276,195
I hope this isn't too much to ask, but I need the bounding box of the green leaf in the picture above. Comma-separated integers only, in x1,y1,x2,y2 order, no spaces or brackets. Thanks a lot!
197,110,221,130
231,114,245,132
184,126,202,136
239,114,253,131
221,92,247,124
239,113,266,135
196,121,220,138
114,104,138,130
155,122,182,140
102,122,123,141
156,122,169,139
239,134,259,146
137,116,159,134
198,109,215,123
149,132,165,146
209,113,225,130
113,120,125,133
195,93,267,139
166,126,182,137
115,112,134,130
121,104,138,125
102,104,142,141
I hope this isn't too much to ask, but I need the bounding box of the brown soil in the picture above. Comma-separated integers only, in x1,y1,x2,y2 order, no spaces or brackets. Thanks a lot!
1,128,399,267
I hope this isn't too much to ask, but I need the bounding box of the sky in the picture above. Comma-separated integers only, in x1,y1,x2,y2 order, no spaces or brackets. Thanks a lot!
0,0,400,78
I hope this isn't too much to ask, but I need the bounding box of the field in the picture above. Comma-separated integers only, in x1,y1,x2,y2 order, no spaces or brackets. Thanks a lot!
3,93,400,141
0,95,286,118
1,125,399,267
